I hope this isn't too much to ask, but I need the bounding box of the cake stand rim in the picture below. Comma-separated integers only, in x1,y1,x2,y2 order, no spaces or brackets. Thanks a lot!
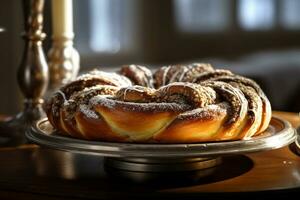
26,116,296,158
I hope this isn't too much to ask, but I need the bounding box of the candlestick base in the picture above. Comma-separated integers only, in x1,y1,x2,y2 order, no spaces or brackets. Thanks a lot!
0,100,45,146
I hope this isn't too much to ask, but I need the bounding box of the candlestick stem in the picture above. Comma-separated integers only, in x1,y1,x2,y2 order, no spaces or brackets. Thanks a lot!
47,35,79,93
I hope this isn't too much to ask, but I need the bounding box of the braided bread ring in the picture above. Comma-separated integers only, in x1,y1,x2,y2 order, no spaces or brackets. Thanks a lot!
45,63,272,143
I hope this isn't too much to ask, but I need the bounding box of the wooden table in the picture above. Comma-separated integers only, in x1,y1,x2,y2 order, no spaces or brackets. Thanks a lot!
0,111,299,199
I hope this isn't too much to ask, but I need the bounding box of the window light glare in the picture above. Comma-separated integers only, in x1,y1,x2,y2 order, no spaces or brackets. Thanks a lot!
238,0,275,30
89,0,121,53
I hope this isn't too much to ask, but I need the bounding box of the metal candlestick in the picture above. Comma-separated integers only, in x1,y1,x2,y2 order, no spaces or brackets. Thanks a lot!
47,0,79,94
0,0,48,146
47,35,79,94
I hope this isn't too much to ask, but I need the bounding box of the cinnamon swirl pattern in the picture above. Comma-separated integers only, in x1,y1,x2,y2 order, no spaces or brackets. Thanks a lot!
44,64,272,143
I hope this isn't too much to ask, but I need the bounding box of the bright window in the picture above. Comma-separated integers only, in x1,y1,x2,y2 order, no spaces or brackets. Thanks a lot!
280,0,300,30
174,0,231,32
238,0,275,30
74,0,137,55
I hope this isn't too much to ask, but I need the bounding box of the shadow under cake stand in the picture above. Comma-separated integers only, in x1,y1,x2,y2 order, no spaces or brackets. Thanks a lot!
26,116,296,182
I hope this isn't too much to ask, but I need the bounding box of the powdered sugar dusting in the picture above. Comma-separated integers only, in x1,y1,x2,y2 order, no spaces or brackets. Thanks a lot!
90,95,116,109
78,70,132,87
79,104,99,119
90,95,191,113
177,103,228,121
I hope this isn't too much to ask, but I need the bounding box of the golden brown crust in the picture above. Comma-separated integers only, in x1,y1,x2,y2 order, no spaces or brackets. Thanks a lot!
44,63,272,143
44,70,131,135
75,111,127,142
154,104,228,143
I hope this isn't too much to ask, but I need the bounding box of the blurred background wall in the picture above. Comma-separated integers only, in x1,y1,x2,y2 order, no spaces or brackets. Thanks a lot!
1,0,300,115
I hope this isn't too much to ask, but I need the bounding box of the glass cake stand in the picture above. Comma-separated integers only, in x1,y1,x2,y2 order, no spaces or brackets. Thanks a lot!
26,116,296,182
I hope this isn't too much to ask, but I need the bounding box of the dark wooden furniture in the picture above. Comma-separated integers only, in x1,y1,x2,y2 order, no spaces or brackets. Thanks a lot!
0,111,299,199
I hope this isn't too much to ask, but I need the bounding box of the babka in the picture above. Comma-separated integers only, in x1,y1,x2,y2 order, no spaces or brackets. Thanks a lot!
44,63,272,143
